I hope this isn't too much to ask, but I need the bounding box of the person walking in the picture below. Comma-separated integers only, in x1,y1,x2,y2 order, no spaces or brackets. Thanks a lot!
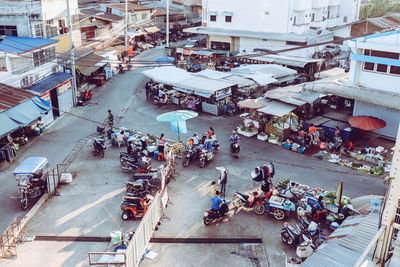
158,133,167,153
219,169,228,196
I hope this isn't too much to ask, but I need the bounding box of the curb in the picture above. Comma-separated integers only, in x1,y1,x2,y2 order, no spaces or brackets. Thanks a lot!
18,193,49,237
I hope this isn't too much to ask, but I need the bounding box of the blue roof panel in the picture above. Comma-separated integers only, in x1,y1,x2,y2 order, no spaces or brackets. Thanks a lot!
0,36,58,54
4,96,51,126
28,72,73,95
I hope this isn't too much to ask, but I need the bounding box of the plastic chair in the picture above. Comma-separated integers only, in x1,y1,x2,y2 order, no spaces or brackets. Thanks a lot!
153,151,159,160
157,152,164,161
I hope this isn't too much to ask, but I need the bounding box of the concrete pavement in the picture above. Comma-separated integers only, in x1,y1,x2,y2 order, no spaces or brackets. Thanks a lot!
0,47,388,267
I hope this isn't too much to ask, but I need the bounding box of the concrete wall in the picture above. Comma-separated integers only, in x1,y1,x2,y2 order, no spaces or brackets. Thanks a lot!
41,0,79,20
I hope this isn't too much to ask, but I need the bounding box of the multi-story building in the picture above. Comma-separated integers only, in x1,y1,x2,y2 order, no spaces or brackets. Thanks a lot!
185,0,361,57
99,3,153,28
0,0,81,53
303,29,400,138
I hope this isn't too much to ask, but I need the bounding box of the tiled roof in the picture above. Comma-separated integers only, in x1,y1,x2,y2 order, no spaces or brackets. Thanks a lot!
0,83,35,112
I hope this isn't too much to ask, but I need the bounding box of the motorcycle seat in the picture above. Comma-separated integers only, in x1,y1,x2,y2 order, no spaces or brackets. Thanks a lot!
237,192,249,200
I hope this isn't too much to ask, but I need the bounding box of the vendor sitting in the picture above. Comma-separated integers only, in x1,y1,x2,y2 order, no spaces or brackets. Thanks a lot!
311,196,328,221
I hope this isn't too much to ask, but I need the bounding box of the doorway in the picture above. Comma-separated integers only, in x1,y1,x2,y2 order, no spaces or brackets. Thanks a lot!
50,88,60,118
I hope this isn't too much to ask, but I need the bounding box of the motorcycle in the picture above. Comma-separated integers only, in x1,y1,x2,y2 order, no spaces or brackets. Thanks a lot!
121,194,153,220
77,89,93,106
199,148,214,168
182,145,201,167
232,191,269,215
153,94,172,106
281,222,311,248
13,157,49,210
119,64,125,74
125,179,157,195
203,199,230,226
93,136,106,158
231,141,240,154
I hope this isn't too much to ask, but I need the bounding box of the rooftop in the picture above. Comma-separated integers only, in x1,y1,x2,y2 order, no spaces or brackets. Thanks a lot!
104,3,152,12
80,8,123,22
0,36,58,55
0,83,35,112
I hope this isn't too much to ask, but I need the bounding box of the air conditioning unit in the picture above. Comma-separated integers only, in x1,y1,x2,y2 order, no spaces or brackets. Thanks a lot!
20,75,34,88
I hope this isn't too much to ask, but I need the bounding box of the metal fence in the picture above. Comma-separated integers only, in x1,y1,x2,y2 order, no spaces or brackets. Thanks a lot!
47,164,68,197
0,216,22,258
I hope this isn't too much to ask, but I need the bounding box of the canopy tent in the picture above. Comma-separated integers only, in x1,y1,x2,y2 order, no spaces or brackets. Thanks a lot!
0,113,21,139
257,100,296,117
195,69,232,80
3,96,51,126
142,66,191,85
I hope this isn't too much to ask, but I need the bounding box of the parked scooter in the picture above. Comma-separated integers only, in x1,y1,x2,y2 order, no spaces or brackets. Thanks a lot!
77,89,93,106
182,145,201,167
203,199,230,226
232,191,268,214
119,64,125,74
153,94,172,105
121,194,153,220
231,141,240,154
199,148,214,168
125,179,157,195
93,136,106,158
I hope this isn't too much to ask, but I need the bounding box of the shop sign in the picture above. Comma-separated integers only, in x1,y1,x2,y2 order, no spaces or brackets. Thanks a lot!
183,48,192,56
40,91,51,103
57,80,72,96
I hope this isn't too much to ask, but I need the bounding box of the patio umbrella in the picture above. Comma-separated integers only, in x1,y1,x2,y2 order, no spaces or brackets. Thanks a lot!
237,99,267,110
155,56,175,63
157,110,198,141
348,116,386,131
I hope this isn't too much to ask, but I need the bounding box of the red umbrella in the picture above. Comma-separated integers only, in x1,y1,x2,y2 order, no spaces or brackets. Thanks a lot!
348,116,386,131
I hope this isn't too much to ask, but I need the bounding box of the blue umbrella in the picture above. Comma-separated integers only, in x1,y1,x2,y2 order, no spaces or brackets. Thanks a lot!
155,56,175,63
157,110,198,141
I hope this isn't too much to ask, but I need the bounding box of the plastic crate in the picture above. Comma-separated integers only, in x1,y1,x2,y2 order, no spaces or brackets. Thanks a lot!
283,143,291,150
291,147,298,152
297,146,306,154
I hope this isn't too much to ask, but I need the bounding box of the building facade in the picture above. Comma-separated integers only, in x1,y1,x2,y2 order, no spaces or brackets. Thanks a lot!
0,0,81,53
185,0,360,56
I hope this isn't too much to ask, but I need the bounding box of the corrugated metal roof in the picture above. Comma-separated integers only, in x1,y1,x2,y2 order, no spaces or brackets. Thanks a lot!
231,64,297,78
239,54,323,68
264,84,307,106
0,83,35,112
0,36,58,54
27,73,72,95
76,53,107,76
303,81,400,110
80,8,123,22
301,213,379,267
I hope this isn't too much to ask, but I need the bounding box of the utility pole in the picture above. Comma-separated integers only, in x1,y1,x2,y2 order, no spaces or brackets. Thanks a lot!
66,0,78,106
374,124,400,265
125,0,128,47
166,0,169,47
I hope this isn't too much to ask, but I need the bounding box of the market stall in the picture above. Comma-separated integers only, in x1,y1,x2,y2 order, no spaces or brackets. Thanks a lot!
236,99,267,137
256,100,297,143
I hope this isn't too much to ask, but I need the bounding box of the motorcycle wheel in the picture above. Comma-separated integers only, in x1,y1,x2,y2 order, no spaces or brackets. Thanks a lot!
121,210,131,220
20,197,28,210
254,203,266,215
122,162,131,173
228,109,234,117
281,232,289,244
199,158,206,168
92,150,97,156
100,150,104,158
182,158,190,167
273,209,285,220
203,216,213,226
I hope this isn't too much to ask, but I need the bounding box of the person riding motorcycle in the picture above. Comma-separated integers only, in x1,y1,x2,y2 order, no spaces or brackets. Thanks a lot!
191,133,200,146
211,191,223,215
229,130,240,151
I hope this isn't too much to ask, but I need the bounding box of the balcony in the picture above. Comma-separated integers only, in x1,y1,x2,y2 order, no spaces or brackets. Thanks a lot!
312,0,328,9
310,20,327,29
328,0,341,6
293,0,312,11
326,17,341,28
291,23,310,34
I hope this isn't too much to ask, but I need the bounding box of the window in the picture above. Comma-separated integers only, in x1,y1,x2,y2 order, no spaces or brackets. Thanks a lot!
390,66,400,75
33,47,55,67
0,25,17,36
376,64,388,73
293,16,296,26
363,62,374,71
343,16,348,23
58,19,65,28
225,16,232,23
106,7,112,13
34,24,43,38
210,15,216,21
131,14,137,22
371,50,399,59
142,13,147,20
311,13,315,22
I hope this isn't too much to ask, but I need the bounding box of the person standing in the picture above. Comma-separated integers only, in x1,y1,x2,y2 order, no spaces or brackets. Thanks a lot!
107,110,114,127
141,134,149,151
158,133,166,153
219,169,228,196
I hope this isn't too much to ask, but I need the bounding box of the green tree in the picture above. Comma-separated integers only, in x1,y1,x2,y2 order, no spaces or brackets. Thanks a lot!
359,0,396,19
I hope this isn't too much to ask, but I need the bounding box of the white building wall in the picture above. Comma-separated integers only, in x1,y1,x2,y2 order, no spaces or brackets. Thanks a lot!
339,0,360,24
41,0,79,20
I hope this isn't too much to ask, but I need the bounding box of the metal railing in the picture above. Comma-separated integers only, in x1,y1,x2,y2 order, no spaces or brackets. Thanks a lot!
47,164,68,197
0,217,22,258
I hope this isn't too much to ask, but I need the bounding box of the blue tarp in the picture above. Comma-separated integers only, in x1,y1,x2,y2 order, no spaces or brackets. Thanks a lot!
28,73,72,95
13,157,48,175
4,96,51,126
0,36,58,54
0,113,21,139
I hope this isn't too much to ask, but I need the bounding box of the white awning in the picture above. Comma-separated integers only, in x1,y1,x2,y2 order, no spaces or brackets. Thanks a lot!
195,69,232,79
243,74,277,86
142,66,191,85
176,76,236,97
257,100,296,117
